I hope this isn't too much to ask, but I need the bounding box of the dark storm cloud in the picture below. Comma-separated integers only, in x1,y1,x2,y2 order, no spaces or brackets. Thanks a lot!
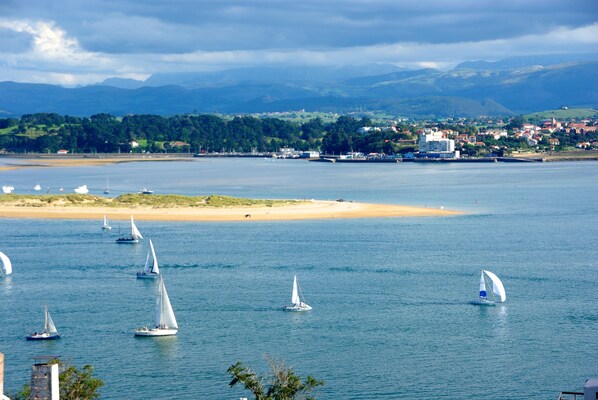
4,0,597,54
0,0,596,84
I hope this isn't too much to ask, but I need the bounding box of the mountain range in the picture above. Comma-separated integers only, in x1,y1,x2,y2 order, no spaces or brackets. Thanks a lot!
0,54,596,118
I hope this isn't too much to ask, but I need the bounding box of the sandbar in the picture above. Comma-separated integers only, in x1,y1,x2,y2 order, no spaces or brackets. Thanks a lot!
0,200,459,222
0,156,190,170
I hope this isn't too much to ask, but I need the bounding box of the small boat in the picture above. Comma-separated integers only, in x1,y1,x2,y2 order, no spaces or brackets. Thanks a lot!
103,177,110,194
33,184,41,191
137,239,160,279
139,188,154,195
284,274,312,312
74,184,89,194
101,215,112,230
2,186,14,194
470,270,506,306
135,277,178,336
116,216,143,244
26,305,60,340
0,250,12,276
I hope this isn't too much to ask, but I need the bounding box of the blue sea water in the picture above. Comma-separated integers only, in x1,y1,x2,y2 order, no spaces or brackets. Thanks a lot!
0,158,597,399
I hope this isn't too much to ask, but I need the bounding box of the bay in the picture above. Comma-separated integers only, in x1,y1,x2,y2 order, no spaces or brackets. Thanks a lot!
0,158,597,399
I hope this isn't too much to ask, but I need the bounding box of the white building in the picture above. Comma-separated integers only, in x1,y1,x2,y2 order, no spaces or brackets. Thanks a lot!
417,129,459,158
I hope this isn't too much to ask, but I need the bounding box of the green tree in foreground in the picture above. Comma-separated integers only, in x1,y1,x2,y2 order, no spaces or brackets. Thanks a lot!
14,360,103,400
228,356,324,400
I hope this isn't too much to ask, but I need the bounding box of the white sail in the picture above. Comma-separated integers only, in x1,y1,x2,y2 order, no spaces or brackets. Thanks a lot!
0,251,12,275
478,270,487,298
104,215,108,225
131,216,143,239
143,251,151,273
291,274,300,305
156,278,177,329
149,239,159,274
483,270,506,303
44,306,58,334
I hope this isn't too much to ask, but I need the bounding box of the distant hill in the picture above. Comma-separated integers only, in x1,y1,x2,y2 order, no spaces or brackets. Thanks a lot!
1,60,597,118
455,53,598,70
143,64,409,88
99,77,145,89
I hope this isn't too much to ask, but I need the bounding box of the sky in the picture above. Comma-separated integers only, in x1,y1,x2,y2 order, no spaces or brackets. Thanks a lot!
0,0,597,86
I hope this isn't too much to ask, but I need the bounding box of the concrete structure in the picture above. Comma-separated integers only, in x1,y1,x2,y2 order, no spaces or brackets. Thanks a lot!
300,151,320,158
30,358,59,400
584,378,598,400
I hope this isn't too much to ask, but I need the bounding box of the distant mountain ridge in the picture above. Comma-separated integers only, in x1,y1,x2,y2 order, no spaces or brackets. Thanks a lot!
1,58,596,118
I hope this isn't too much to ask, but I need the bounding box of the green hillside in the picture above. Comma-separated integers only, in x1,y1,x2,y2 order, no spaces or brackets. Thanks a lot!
525,108,598,121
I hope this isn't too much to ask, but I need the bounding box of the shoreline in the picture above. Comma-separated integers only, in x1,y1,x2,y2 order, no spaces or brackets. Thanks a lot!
0,200,460,221
1,150,597,171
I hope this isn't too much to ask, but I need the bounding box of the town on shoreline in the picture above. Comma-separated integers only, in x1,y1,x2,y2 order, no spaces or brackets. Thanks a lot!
1,111,597,163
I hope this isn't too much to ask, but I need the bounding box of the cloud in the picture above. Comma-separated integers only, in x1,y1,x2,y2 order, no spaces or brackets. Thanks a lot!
0,0,596,85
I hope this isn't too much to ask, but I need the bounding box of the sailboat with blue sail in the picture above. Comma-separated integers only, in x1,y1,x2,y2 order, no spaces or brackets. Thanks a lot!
470,270,506,306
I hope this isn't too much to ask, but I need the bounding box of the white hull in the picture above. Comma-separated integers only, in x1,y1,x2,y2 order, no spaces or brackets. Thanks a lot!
469,299,496,306
27,332,60,340
284,303,312,312
102,226,112,230
134,327,177,336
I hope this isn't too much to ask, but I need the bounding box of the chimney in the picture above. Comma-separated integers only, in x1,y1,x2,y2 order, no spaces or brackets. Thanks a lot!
30,357,59,400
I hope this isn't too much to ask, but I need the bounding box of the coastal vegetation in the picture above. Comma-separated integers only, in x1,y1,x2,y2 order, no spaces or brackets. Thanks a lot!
228,356,324,400
0,193,301,208
0,111,596,158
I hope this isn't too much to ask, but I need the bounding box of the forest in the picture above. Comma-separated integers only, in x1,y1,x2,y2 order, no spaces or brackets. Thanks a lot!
0,113,407,155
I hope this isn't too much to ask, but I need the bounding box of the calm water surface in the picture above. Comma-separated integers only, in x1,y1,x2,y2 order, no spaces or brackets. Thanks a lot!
0,158,597,399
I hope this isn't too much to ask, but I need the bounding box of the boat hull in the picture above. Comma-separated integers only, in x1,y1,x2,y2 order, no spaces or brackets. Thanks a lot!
102,226,112,230
136,272,159,279
116,237,139,244
134,328,177,337
284,304,312,312
469,299,496,306
26,333,60,341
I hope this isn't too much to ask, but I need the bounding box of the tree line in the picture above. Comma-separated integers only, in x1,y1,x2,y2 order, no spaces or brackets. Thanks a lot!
0,113,408,155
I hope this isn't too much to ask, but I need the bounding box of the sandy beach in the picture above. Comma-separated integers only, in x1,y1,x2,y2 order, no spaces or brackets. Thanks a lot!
0,200,459,221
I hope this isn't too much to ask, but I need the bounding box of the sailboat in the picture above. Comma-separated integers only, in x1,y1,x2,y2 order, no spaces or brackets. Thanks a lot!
135,277,178,336
26,305,60,340
101,215,112,230
33,184,41,191
103,177,110,194
137,239,160,279
470,270,507,306
0,250,12,276
116,216,143,243
284,274,312,311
